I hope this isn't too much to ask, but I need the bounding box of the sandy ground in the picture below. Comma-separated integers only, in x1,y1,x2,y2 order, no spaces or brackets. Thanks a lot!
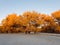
0,33,60,45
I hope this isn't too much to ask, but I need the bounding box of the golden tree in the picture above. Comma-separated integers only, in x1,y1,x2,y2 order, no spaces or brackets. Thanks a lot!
52,10,60,33
42,15,56,33
2,13,21,33
22,11,42,33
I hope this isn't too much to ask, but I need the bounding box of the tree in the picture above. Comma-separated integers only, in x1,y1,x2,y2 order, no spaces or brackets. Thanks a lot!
40,14,56,33
2,13,21,33
52,10,60,26
52,10,60,33
22,11,41,33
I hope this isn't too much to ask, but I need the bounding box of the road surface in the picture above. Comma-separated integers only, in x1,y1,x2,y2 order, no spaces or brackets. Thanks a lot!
0,33,60,45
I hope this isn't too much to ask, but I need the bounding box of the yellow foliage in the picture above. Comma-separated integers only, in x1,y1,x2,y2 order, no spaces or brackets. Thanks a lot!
52,10,60,19
0,10,60,33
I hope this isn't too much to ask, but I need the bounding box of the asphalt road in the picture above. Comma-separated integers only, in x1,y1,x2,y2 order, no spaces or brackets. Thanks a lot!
0,33,60,45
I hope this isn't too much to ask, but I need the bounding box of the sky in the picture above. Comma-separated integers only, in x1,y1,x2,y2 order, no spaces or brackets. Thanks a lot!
0,0,60,23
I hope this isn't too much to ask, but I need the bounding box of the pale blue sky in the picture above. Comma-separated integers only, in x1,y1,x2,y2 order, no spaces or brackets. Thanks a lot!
0,0,60,23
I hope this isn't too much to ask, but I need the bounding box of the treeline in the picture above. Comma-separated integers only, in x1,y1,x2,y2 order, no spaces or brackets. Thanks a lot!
0,10,60,33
